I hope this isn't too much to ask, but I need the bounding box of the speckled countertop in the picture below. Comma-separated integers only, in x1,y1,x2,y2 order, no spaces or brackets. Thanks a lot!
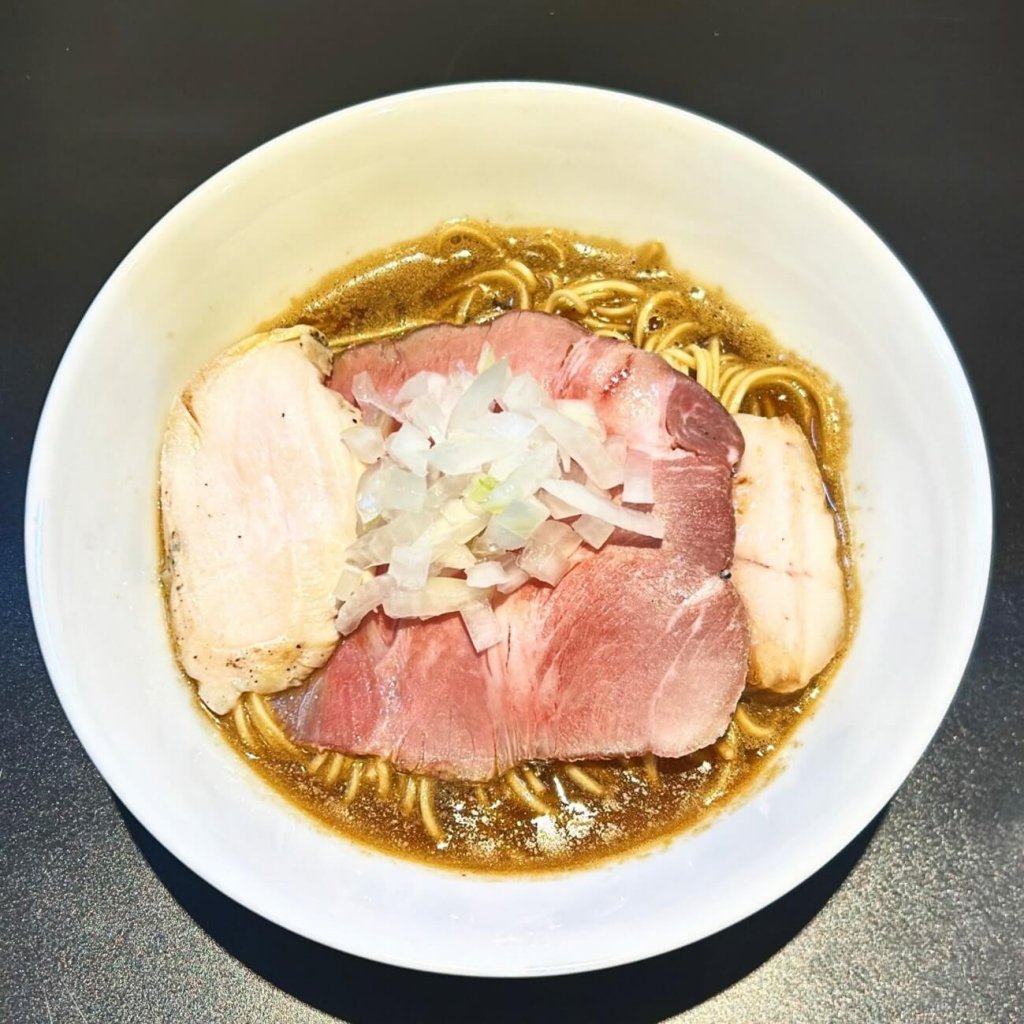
2,2,1022,1021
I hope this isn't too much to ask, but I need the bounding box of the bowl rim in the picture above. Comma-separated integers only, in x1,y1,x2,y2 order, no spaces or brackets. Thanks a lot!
24,80,994,976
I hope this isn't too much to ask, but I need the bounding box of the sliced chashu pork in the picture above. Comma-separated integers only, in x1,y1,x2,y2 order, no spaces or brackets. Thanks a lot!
732,413,846,692
331,310,743,460
275,311,749,780
277,452,745,779
161,326,364,714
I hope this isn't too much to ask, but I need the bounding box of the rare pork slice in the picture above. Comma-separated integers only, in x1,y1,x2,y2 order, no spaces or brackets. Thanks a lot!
331,310,743,461
275,311,748,780
490,453,745,772
329,310,587,408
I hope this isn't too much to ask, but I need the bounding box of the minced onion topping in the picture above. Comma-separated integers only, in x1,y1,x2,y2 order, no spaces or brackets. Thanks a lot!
335,347,663,651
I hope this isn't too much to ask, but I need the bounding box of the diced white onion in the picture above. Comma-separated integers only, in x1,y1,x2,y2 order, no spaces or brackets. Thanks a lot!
482,445,530,485
385,422,431,475
606,435,628,483
341,424,385,463
484,496,549,545
533,408,625,490
354,463,387,524
517,520,581,585
540,478,665,539
447,358,511,431
520,548,567,585
352,371,404,422
333,564,366,602
499,373,551,413
335,357,666,642
395,370,446,406
376,466,427,512
460,599,503,652
478,519,529,553
383,577,477,619
425,473,474,509
622,448,655,505
346,510,433,568
573,514,615,550
424,503,488,548
428,437,513,475
481,495,552,552
554,399,606,439
466,560,512,588
335,573,394,635
532,519,583,557
471,411,538,441
404,394,449,441
482,442,559,511
539,487,580,519
430,542,476,571
497,566,531,594
389,543,432,590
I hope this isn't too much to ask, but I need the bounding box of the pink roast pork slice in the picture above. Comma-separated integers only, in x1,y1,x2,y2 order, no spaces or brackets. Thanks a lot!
274,311,749,780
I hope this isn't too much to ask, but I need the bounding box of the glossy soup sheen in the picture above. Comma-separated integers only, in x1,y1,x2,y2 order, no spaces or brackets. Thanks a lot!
198,223,856,873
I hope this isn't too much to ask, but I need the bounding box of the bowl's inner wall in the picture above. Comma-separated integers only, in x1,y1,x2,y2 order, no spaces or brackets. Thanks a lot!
27,86,990,974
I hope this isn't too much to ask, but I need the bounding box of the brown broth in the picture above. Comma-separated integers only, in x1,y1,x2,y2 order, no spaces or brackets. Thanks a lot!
191,222,857,873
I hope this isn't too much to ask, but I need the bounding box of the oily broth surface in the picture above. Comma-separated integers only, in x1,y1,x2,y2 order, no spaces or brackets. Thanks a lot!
203,223,855,873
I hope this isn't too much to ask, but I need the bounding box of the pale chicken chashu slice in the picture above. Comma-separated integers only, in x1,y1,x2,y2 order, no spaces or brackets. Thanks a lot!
732,413,846,693
161,326,364,714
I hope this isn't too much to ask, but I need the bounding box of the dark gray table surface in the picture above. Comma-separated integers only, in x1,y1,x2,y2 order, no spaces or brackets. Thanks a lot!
2,2,1022,1021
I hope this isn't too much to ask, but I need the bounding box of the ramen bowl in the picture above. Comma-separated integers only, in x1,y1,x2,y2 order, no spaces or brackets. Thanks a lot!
25,83,991,976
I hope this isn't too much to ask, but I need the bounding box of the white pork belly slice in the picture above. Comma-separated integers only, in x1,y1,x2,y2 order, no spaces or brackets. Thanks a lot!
161,326,364,714
732,413,846,693
274,311,750,780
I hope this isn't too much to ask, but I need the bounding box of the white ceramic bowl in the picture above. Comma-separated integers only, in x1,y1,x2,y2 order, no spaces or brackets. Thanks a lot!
25,83,991,976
